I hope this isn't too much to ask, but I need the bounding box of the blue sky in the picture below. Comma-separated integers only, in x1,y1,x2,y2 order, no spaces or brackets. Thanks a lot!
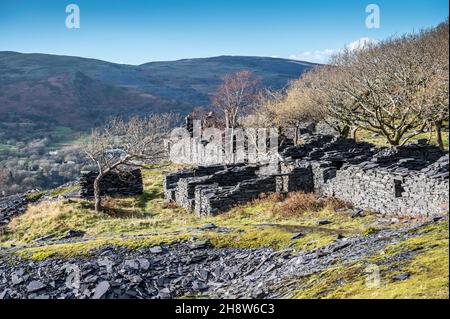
0,0,448,64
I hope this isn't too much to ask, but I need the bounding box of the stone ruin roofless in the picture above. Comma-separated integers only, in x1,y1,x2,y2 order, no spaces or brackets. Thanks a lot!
163,133,449,218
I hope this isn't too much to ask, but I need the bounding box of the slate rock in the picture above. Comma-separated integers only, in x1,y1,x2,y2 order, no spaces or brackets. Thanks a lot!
26,280,46,293
200,223,217,230
351,209,365,219
192,281,208,291
393,273,410,281
317,219,331,226
124,259,139,270
291,232,304,240
433,216,444,223
149,246,163,254
63,229,86,239
97,258,114,273
0,289,11,299
189,241,209,250
92,281,110,299
11,274,24,286
137,258,150,271
336,234,345,240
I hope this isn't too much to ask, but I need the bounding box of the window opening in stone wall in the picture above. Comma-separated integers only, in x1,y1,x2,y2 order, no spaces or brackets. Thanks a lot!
394,179,405,198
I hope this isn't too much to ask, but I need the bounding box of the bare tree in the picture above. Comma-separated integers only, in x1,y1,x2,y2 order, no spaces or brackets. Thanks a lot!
212,70,260,162
327,31,438,146
212,70,259,130
264,79,326,142
421,20,449,149
83,114,177,212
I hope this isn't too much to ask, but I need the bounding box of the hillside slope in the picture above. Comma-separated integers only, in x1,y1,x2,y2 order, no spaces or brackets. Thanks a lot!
0,52,316,131
0,166,447,299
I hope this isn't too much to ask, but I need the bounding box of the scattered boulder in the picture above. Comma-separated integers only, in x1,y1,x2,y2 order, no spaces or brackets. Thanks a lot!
200,223,217,230
0,224,429,299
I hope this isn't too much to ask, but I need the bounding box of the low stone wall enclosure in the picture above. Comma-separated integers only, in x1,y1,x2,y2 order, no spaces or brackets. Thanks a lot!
80,169,144,198
164,133,449,218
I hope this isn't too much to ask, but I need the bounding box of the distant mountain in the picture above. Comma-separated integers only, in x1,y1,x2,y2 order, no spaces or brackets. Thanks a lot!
0,51,317,131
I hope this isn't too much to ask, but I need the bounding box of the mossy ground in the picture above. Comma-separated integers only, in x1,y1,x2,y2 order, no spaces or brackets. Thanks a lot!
24,184,81,203
291,222,449,299
1,163,448,299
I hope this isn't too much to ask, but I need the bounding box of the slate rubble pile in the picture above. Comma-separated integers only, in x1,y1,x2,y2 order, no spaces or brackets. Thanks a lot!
0,194,31,226
0,180,84,227
0,221,434,299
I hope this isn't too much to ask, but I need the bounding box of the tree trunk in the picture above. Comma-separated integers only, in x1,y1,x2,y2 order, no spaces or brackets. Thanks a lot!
93,174,103,213
225,111,230,129
435,120,444,150
428,124,434,144
350,127,359,141
339,125,350,139
390,139,400,147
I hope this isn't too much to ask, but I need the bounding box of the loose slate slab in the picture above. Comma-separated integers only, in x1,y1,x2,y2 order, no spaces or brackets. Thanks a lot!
317,219,331,226
393,273,411,281
149,246,163,254
189,241,209,250
26,280,46,293
291,232,304,240
92,281,110,299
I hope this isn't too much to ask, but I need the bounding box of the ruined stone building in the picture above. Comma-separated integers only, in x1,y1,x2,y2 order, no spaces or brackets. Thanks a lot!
164,133,449,218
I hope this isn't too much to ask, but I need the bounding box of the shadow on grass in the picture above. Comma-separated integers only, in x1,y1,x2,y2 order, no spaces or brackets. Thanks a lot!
136,188,162,211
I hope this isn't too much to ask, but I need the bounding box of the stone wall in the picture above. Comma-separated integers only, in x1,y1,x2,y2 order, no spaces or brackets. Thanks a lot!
321,161,449,217
166,165,261,212
194,176,277,217
164,133,449,218
279,161,314,193
163,165,227,202
80,169,143,198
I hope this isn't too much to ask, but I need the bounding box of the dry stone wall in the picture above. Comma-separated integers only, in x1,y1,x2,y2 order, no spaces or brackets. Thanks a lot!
321,159,449,217
80,169,143,198
195,176,277,217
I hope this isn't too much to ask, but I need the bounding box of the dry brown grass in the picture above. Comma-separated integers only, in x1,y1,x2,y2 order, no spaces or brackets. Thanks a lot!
268,192,351,218
259,192,286,202
100,197,142,218
161,201,180,210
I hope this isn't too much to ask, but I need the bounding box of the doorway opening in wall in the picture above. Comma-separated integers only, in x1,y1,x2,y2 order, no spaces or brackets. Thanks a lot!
394,179,405,198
